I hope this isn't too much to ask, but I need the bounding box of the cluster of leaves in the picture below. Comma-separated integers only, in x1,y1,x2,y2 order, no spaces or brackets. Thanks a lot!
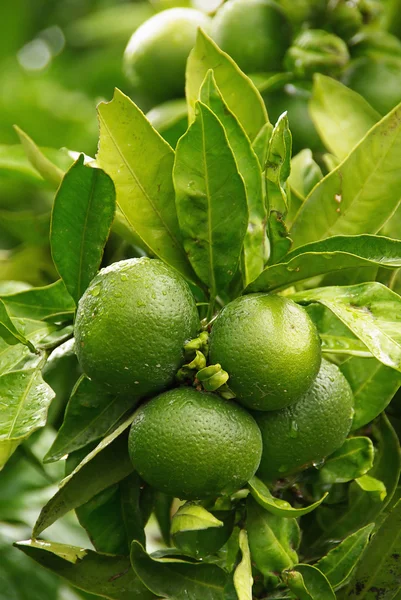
4,25,401,600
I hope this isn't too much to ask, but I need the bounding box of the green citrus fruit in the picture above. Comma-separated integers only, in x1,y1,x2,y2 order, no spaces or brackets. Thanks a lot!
211,0,291,73
342,57,401,116
128,386,263,499
254,358,354,482
75,258,200,396
208,294,322,411
124,8,211,104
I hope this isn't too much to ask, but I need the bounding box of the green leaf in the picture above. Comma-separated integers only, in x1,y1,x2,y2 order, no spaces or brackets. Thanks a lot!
247,235,401,293
154,491,173,547
246,496,299,576
233,530,253,600
252,122,273,169
285,564,336,600
292,282,401,371
319,438,375,484
173,101,248,299
341,498,401,599
265,112,292,216
50,155,116,304
0,144,43,183
316,524,374,589
314,414,400,544
200,71,266,285
341,357,401,430
130,540,228,599
355,474,387,500
15,539,156,600
171,503,223,535
97,88,196,282
248,476,328,518
266,211,292,266
0,298,35,351
50,154,116,303
0,367,54,470
310,74,380,160
146,98,189,149
0,319,57,376
76,472,150,554
33,415,135,537
186,29,267,141
290,102,401,248
2,279,75,322
44,374,138,463
0,209,50,246
289,149,323,201
14,126,65,188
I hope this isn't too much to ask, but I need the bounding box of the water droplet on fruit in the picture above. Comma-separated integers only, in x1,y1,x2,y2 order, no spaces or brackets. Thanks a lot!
89,286,100,297
278,464,288,473
289,422,298,438
120,274,128,282
313,459,325,470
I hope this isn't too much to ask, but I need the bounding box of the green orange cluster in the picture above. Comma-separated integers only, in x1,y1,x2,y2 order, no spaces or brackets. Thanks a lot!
75,258,354,500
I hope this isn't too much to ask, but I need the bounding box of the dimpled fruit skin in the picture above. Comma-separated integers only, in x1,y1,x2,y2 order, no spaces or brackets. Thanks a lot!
209,294,322,411
128,387,263,500
124,8,211,104
75,258,200,396
211,0,290,73
255,358,354,482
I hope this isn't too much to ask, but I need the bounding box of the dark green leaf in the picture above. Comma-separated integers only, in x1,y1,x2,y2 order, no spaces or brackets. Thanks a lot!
15,539,156,599
154,491,173,547
200,70,266,286
33,416,135,537
130,540,228,599
313,414,400,544
174,101,248,299
14,126,65,188
0,367,54,470
76,472,149,554
316,524,374,589
291,102,401,247
186,30,267,141
97,88,196,283
51,155,116,304
247,496,299,576
285,564,336,600
292,282,401,371
2,279,75,322
44,374,138,463
319,438,374,484
0,299,35,352
249,476,327,518
310,74,380,160
247,235,401,294
341,498,401,599
341,357,401,430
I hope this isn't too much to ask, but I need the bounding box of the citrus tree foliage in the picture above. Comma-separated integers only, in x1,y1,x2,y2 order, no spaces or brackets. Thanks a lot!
4,26,401,600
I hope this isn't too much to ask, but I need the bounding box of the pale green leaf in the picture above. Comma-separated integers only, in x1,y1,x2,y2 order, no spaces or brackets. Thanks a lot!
97,88,196,282
310,74,380,160
291,102,401,248
186,29,267,141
